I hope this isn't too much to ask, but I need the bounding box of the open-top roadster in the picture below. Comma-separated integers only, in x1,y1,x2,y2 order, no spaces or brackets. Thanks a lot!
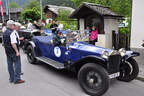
26,31,139,96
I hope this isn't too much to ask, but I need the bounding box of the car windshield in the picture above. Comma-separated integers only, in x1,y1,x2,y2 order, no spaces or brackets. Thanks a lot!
66,30,89,45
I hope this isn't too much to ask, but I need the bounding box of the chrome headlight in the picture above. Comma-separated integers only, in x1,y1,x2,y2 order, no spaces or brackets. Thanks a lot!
101,51,109,59
119,48,126,56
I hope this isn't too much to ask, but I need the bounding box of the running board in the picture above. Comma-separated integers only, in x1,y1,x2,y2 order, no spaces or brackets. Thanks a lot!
36,56,65,69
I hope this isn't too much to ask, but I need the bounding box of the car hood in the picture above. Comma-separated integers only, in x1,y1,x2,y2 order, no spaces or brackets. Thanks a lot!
68,42,113,54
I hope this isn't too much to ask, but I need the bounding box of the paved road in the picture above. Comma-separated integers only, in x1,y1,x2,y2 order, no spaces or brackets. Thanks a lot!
0,44,144,96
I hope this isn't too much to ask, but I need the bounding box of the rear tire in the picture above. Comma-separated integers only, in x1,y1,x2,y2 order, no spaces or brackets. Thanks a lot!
78,63,109,96
26,45,37,64
117,58,139,82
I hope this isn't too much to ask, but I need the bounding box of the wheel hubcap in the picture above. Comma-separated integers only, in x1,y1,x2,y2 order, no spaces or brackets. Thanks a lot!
89,78,94,84
27,49,34,61
86,71,102,89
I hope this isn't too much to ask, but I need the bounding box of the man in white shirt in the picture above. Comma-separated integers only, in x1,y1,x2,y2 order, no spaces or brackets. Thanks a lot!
3,20,25,84
10,22,24,45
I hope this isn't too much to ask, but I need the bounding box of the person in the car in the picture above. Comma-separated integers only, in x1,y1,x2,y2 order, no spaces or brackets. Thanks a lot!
53,31,65,46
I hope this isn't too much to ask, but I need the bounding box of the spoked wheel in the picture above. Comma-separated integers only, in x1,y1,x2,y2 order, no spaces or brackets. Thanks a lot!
86,71,103,90
117,58,139,82
78,63,109,96
27,45,37,64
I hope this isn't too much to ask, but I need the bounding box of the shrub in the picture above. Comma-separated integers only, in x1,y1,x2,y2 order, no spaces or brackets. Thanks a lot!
22,7,41,22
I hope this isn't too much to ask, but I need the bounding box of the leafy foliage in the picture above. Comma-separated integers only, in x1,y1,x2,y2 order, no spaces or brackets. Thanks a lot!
22,0,47,22
24,0,40,11
119,17,131,34
45,9,77,30
45,23,51,29
61,21,77,30
9,2,20,8
56,9,71,21
56,9,77,30
22,7,41,22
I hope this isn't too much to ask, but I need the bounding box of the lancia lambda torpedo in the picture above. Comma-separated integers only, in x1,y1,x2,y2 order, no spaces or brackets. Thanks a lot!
26,31,139,96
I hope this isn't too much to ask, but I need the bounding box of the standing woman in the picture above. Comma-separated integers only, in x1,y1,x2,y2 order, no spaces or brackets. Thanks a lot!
90,26,98,45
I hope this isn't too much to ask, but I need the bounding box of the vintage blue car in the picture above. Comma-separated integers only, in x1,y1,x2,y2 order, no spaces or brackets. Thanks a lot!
26,32,139,96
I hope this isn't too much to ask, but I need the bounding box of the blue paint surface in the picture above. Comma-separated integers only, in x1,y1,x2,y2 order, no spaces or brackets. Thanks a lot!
44,29,67,35
32,36,113,64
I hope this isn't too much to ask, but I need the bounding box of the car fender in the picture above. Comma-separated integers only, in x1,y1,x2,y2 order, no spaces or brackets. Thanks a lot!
124,51,140,60
24,41,36,53
26,41,37,57
29,41,36,48
82,55,107,62
25,41,36,49
72,55,108,72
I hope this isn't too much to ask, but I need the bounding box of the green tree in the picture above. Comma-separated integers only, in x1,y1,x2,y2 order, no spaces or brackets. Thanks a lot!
56,9,71,21
22,7,41,22
56,9,77,30
22,0,47,22
24,0,40,10
9,2,20,8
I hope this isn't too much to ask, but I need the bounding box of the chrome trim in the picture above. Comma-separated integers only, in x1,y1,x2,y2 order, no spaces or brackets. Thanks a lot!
29,41,36,47
110,50,120,56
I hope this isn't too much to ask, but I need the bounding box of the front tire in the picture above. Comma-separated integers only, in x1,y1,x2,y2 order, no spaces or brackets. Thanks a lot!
117,58,139,82
21,44,27,53
26,45,37,64
78,63,109,96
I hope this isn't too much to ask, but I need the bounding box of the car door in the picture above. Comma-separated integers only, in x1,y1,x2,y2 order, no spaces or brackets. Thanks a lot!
35,42,66,63
66,43,81,62
47,45,67,63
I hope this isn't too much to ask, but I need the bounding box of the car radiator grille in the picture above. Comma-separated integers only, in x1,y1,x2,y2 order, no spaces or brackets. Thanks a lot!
108,55,121,74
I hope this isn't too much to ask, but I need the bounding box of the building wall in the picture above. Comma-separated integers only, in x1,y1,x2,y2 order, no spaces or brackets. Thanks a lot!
131,0,144,48
103,18,118,49
79,19,85,33
95,34,106,47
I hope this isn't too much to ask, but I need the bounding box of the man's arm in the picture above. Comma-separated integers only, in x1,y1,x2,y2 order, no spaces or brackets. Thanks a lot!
19,37,24,41
12,43,20,56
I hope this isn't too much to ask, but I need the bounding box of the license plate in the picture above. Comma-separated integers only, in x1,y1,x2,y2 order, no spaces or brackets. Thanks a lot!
109,72,120,79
